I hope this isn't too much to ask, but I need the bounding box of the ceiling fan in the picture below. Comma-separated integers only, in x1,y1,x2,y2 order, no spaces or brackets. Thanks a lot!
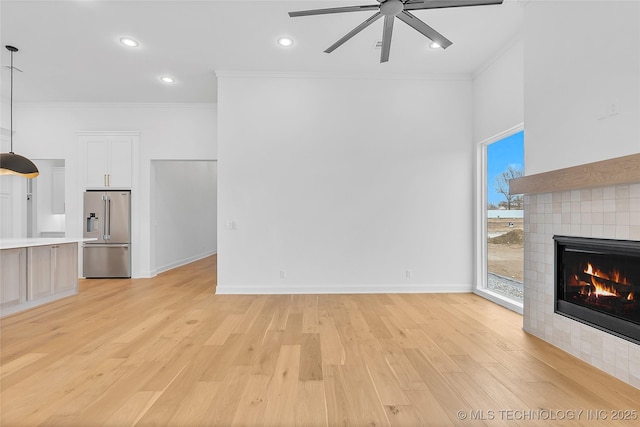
288,0,504,63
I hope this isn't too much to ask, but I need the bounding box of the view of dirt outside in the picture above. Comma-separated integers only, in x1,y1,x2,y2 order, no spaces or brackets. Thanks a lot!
488,218,524,281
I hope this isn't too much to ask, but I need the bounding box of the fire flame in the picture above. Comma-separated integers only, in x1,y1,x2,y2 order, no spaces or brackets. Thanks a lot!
584,263,629,285
590,277,620,297
629,292,634,301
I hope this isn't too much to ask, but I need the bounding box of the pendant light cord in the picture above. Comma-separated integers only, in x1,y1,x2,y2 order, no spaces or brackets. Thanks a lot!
9,48,14,153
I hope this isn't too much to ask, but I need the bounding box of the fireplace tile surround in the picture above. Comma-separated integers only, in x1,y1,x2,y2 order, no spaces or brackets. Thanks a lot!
523,183,640,388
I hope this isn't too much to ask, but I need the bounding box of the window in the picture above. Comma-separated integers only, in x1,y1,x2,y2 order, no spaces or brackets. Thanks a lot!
476,128,524,312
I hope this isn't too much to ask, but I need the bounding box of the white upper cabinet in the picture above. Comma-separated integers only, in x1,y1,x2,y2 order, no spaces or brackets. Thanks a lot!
80,133,137,189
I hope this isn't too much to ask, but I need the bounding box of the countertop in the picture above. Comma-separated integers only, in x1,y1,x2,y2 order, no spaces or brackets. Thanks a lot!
0,237,96,250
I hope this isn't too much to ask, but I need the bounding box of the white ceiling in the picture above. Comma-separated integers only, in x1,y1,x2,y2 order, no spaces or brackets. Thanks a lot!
0,0,523,103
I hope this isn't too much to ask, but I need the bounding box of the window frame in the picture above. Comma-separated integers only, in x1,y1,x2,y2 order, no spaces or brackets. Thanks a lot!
474,124,524,314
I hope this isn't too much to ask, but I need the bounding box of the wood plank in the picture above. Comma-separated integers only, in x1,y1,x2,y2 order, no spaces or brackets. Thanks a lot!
104,390,162,426
166,381,223,426
230,374,272,426
403,348,474,425
301,295,320,333
363,351,411,406
384,404,424,426
299,333,323,381
295,380,328,427
404,389,455,427
317,310,345,366
509,153,640,195
204,366,252,426
203,313,243,345
0,352,47,379
379,348,428,391
323,365,360,426
263,344,301,426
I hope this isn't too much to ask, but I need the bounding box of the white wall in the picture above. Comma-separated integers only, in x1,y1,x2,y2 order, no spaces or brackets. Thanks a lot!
473,36,524,144
524,0,640,175
7,103,217,277
152,160,217,274
217,73,473,293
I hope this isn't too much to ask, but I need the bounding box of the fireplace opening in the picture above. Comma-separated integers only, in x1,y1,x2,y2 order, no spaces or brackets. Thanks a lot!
554,235,640,344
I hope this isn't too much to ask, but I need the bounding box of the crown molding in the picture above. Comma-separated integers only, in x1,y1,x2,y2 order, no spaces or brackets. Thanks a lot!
15,102,217,109
215,70,472,82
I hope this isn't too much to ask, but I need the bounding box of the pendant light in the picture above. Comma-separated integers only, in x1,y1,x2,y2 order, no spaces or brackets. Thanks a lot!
0,45,39,178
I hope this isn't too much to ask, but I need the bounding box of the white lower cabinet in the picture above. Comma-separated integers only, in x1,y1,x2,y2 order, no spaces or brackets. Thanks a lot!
0,243,78,316
0,248,27,308
53,243,78,293
28,245,54,300
28,243,78,300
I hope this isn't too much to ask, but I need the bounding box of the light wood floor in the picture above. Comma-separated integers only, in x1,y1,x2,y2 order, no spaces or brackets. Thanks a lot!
1,255,639,426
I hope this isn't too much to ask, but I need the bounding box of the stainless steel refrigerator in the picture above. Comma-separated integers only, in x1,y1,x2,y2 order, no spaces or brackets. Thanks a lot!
83,190,131,278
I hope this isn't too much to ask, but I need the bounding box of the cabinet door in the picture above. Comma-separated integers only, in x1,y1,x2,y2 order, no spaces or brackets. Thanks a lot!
85,138,109,188
1,248,26,306
53,244,78,293
28,246,53,300
107,137,132,188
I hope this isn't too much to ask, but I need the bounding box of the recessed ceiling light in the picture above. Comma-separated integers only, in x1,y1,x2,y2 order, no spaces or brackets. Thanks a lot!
277,37,294,47
160,76,175,84
429,42,442,49
120,37,139,48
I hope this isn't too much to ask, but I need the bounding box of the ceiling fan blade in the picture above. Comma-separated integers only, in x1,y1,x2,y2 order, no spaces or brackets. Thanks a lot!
289,5,379,18
380,15,394,63
404,0,503,11
397,11,452,48
324,12,383,54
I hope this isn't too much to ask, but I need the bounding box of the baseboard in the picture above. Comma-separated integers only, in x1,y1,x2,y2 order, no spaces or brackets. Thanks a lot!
136,270,155,279
155,250,217,275
215,283,473,295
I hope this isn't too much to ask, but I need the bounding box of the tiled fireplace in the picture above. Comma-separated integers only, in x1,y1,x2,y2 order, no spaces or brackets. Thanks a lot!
523,183,640,388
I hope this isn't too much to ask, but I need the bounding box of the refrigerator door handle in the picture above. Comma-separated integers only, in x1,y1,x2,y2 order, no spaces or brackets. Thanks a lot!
102,195,106,240
105,196,111,240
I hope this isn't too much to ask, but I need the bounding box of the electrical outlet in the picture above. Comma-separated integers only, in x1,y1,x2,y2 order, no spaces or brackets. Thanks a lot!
224,220,236,230
280,270,286,279
405,269,412,278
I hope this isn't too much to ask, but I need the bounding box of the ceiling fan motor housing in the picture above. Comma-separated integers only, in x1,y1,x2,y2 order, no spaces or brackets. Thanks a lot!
380,0,404,16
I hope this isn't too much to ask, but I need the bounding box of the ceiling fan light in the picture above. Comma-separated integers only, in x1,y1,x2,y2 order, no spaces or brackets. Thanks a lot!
120,37,139,47
277,37,294,47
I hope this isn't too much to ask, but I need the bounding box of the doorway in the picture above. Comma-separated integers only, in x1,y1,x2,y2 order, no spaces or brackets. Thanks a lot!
28,159,66,238
150,160,217,275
